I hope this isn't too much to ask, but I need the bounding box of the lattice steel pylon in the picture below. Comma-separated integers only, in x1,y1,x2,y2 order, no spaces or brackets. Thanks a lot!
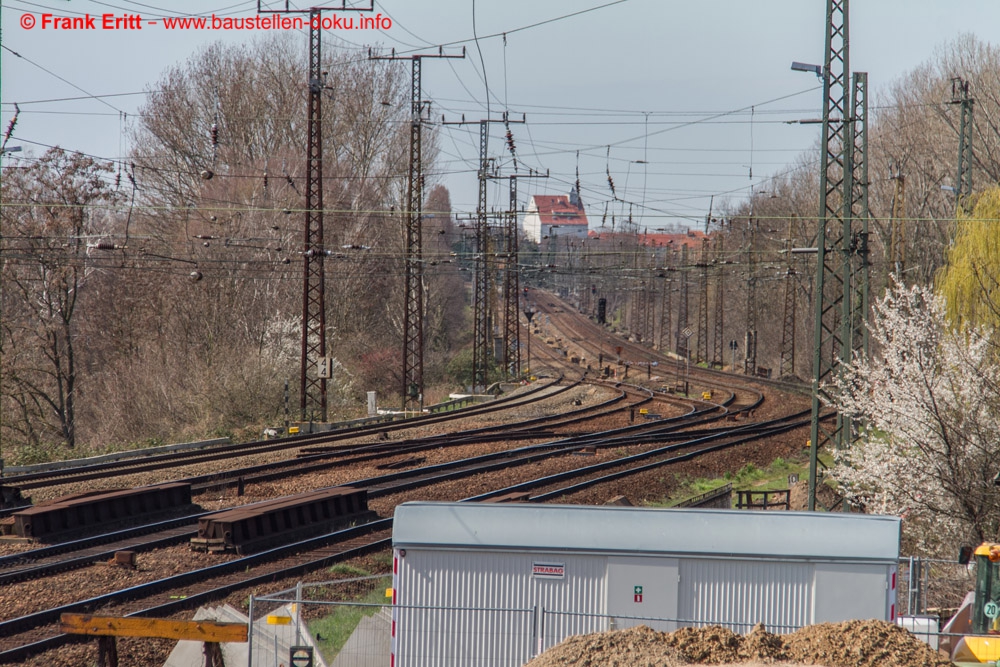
504,172,547,379
474,122,491,391
676,244,689,359
504,179,520,379
658,249,673,352
696,238,709,363
442,114,525,391
628,236,643,342
642,254,655,345
780,217,798,378
370,47,464,411
403,58,425,410
807,0,871,511
952,77,975,216
850,72,870,360
631,247,651,344
888,163,906,275
300,10,329,422
711,235,725,369
744,216,758,376
257,2,374,423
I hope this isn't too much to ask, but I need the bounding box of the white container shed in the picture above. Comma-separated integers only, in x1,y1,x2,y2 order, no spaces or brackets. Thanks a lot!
390,502,900,667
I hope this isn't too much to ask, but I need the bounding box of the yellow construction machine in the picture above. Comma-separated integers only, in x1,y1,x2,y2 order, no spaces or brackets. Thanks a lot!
946,542,1000,665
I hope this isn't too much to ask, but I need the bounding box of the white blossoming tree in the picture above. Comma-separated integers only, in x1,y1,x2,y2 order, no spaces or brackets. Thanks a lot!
829,281,1000,555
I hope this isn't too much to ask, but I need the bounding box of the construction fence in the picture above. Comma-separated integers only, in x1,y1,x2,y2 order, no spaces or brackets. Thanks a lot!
243,560,975,667
896,556,974,617
248,575,392,667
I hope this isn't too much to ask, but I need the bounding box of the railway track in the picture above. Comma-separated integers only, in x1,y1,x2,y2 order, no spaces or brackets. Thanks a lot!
531,291,809,399
0,380,679,579
0,383,704,586
2,375,577,493
6,377,667,503
0,522,393,662
0,368,744,586
0,290,815,664
0,405,817,663
528,293,766,409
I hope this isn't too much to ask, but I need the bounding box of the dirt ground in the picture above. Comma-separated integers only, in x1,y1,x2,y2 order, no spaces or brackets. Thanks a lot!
524,620,952,667
788,480,843,512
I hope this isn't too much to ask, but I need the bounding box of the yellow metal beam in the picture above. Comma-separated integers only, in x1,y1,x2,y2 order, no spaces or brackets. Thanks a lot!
60,614,248,643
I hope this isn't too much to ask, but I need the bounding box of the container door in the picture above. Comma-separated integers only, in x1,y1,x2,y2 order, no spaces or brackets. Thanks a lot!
606,556,679,631
813,563,889,623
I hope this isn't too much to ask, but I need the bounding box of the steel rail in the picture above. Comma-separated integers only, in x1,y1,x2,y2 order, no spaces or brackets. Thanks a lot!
0,394,751,590
0,521,393,663
0,408,817,661
531,292,769,408
4,376,575,490
0,384,654,580
465,410,818,502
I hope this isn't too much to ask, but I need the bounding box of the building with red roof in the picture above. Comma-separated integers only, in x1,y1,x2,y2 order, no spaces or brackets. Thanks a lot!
587,227,710,251
522,188,589,243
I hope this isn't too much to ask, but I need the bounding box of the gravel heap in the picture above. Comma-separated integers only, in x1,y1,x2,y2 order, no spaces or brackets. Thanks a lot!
524,620,952,667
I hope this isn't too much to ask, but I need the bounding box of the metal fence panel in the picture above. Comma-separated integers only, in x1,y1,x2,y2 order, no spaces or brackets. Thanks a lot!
394,604,534,667
896,557,974,616
249,576,393,667
243,562,981,667
248,599,323,667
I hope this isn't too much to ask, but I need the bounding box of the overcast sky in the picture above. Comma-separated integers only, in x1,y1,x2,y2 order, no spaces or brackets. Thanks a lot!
3,0,999,229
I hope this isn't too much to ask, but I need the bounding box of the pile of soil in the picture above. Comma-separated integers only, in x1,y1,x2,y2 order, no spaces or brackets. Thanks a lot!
524,620,951,667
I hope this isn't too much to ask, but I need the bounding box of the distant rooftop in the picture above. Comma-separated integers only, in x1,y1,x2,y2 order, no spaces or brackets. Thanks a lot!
528,192,589,227
588,228,710,249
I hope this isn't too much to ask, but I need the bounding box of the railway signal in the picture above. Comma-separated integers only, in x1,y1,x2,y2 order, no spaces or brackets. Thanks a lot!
523,307,537,379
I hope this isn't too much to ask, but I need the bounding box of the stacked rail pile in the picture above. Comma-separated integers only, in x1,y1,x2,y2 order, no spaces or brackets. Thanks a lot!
192,486,373,554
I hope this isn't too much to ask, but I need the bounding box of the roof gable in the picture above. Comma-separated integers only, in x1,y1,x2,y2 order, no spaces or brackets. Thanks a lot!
528,194,588,227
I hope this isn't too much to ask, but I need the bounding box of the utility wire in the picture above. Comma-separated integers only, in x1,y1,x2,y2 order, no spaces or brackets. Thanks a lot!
471,0,489,121
391,0,630,54
1,45,125,114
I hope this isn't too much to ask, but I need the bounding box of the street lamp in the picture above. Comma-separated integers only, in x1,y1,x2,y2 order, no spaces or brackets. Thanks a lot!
790,61,823,79
791,56,830,514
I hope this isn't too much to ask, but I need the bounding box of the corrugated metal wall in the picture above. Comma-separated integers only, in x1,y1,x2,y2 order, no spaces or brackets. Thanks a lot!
394,549,607,667
678,558,813,633
394,548,892,665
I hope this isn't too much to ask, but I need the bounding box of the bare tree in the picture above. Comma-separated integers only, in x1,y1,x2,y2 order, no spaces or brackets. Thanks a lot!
115,33,452,423
869,34,1000,285
1,148,117,449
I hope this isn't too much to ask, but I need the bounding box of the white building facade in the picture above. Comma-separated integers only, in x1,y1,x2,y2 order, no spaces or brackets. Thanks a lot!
522,189,589,243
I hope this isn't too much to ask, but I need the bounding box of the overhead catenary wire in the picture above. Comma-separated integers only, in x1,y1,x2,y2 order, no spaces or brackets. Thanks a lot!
5,127,832,228
0,45,126,114
0,16,868,227
1,0,956,235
